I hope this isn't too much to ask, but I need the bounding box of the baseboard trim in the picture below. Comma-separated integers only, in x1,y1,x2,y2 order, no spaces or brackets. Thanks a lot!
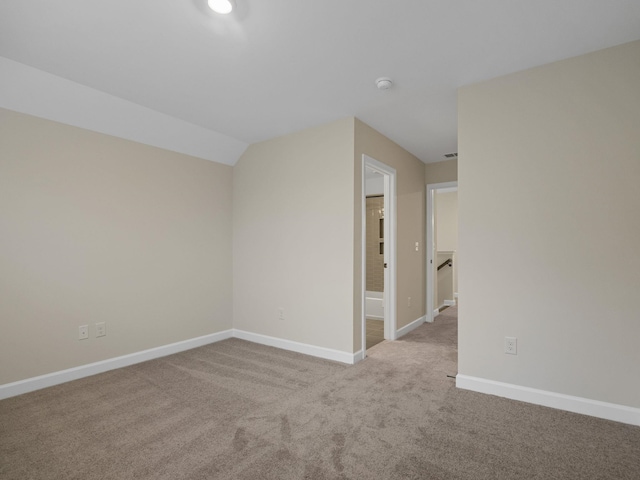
396,315,426,339
444,300,456,307
353,349,366,363
433,308,440,318
1,329,372,400
0,330,234,400
233,329,358,365
366,315,384,321
456,374,640,426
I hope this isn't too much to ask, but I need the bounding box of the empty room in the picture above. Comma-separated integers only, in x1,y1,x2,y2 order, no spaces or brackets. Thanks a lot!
1,1,639,479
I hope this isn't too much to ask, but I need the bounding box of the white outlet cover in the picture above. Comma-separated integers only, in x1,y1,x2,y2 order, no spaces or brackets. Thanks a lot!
78,325,89,340
505,336,517,355
95,322,106,337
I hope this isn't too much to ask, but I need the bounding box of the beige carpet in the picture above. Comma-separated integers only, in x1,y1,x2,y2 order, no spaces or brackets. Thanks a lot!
2,307,639,479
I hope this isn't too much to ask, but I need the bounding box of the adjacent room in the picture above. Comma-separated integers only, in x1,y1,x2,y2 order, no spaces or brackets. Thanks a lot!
1,1,639,478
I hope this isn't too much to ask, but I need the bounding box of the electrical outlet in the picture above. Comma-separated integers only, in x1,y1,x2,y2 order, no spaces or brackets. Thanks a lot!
278,308,285,321
415,242,419,252
505,337,517,355
78,325,89,340
95,322,106,337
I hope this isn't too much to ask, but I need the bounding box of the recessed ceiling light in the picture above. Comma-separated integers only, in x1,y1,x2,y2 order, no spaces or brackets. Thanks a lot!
208,0,233,14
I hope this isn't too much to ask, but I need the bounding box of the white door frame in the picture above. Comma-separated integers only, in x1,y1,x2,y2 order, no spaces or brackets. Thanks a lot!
362,155,397,356
426,181,457,323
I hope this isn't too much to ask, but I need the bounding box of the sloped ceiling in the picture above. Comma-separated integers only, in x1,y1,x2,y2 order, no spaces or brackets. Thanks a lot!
1,0,640,164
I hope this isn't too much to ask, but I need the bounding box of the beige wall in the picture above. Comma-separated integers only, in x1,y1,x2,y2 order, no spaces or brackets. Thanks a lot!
354,119,426,349
1,109,428,384
458,40,640,408
425,159,457,185
233,118,355,353
0,108,233,385
435,191,458,252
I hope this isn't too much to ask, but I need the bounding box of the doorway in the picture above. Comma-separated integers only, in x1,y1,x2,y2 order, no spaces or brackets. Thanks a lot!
361,155,397,357
426,182,458,323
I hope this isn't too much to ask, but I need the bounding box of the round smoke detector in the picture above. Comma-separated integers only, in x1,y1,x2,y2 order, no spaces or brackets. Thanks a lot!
375,77,393,90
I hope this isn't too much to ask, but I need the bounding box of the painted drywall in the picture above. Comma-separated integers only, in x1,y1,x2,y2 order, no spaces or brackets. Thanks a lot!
354,119,426,349
436,191,458,252
425,159,457,185
233,118,355,353
458,40,640,409
0,57,247,166
0,108,233,385
366,174,384,196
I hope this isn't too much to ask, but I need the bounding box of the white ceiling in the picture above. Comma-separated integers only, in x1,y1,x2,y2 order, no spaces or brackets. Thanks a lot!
1,1,640,164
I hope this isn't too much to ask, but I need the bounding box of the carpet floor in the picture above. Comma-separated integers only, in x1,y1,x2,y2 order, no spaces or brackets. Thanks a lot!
1,307,639,479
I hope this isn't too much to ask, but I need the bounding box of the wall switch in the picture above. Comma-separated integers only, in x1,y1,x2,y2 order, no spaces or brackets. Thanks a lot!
95,322,106,337
278,308,285,320
408,297,412,307
505,337,517,355
79,325,89,340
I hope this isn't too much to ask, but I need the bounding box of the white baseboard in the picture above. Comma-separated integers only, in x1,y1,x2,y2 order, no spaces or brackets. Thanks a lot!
233,329,358,365
366,315,384,321
433,308,440,318
444,300,456,307
396,315,426,339
456,374,640,427
0,330,234,400
0,328,369,400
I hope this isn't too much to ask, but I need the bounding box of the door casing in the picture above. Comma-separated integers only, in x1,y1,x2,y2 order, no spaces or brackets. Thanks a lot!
361,155,397,357
426,181,458,322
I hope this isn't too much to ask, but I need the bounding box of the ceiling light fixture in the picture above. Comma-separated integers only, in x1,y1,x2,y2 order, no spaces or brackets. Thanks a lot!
375,77,393,90
208,0,233,14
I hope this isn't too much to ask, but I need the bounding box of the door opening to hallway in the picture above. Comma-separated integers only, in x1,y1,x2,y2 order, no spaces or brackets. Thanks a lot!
362,155,397,356
426,182,458,323
365,182,385,350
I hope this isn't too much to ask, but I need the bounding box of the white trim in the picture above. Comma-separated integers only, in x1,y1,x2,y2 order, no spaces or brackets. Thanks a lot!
396,315,426,339
233,330,358,365
426,181,458,324
431,308,440,320
0,330,234,400
361,155,398,357
456,375,640,427
444,300,456,307
0,328,365,400
360,160,367,358
352,349,366,363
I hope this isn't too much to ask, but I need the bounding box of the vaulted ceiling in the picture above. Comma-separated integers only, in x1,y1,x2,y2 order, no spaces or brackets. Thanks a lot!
2,1,640,164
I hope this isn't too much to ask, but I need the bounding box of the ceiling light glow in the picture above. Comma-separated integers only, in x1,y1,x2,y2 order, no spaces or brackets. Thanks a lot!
208,0,233,14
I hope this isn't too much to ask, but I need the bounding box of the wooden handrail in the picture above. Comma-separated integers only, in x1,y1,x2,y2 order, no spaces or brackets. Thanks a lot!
437,258,452,271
